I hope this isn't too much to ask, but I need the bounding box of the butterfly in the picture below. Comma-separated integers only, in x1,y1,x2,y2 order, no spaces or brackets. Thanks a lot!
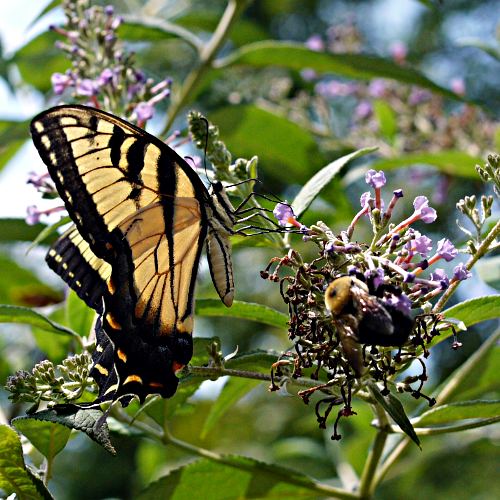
31,105,240,404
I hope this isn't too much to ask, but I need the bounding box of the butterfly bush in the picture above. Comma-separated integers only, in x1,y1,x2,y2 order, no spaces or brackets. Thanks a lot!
299,22,496,165
262,155,499,439
50,0,171,124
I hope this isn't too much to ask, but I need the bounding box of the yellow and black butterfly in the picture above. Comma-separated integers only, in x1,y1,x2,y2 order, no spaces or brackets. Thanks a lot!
31,105,239,404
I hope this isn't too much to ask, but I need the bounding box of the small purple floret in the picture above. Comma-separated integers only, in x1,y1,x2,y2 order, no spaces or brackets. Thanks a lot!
134,102,154,122
273,203,294,226
430,268,450,288
365,169,386,189
26,206,40,225
436,238,458,262
453,262,471,281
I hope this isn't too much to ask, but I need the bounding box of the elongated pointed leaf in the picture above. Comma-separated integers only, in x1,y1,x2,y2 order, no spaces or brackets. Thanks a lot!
416,400,500,427
200,378,260,439
0,218,56,244
443,296,500,329
0,254,62,307
119,16,202,50
9,32,68,93
196,299,288,329
66,290,96,337
0,424,53,499
436,330,499,402
29,0,62,28
209,105,326,181
0,305,78,337
370,150,481,177
369,383,420,447
225,349,280,373
137,456,329,499
292,147,377,217
216,41,460,100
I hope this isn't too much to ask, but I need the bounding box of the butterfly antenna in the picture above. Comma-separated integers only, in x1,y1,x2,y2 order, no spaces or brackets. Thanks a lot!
200,116,211,185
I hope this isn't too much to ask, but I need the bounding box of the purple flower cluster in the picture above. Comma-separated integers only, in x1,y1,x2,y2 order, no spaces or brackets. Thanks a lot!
275,167,469,311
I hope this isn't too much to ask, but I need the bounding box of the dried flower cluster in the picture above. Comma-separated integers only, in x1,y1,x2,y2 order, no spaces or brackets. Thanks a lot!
262,168,471,438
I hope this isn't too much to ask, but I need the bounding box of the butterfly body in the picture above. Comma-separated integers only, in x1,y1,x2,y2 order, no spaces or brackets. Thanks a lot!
31,105,236,404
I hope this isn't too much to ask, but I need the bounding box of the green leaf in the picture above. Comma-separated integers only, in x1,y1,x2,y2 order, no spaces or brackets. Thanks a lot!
66,290,96,337
0,253,62,307
119,16,203,51
369,383,420,447
32,306,72,362
0,119,28,172
176,11,268,47
475,256,500,289
20,407,115,455
0,305,78,337
200,378,260,439
29,0,62,28
291,147,377,217
425,296,500,348
196,299,287,329
12,418,70,460
137,456,326,499
373,100,397,142
26,217,71,254
216,42,461,100
0,424,53,500
208,105,326,182
443,296,500,329
225,349,279,373
9,32,68,93
416,400,500,427
436,329,499,403
0,219,57,244
370,150,481,177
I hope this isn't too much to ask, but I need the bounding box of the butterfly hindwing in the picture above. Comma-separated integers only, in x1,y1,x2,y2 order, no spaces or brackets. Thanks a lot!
46,226,111,312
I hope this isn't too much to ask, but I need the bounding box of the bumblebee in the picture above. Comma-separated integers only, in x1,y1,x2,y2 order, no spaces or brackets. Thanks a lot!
325,276,414,375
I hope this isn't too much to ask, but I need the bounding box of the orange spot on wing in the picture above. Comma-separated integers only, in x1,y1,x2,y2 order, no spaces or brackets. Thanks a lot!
105,312,122,330
123,375,143,385
116,349,127,363
148,381,164,388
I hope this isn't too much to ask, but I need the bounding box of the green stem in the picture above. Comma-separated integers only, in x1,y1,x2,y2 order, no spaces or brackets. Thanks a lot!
188,364,339,390
433,218,500,312
163,428,359,499
358,392,390,498
161,0,249,135
44,456,54,485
